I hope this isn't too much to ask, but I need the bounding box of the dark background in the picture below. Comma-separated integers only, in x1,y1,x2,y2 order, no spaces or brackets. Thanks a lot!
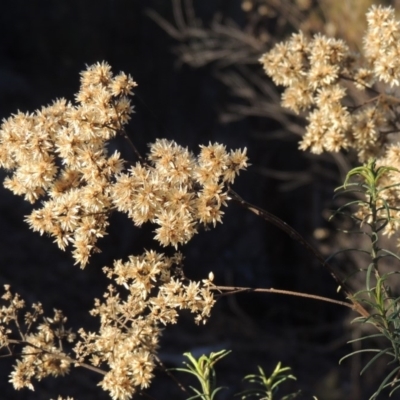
0,1,378,399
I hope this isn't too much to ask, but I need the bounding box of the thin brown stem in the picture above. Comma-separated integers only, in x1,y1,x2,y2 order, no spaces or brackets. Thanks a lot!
108,99,147,165
172,0,187,33
227,187,370,318
213,285,355,310
119,126,146,164
339,74,380,95
349,94,382,111
154,355,189,394
12,312,25,342
7,338,107,375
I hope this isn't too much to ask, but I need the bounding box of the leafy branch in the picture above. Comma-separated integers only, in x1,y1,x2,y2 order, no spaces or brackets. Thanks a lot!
334,160,400,399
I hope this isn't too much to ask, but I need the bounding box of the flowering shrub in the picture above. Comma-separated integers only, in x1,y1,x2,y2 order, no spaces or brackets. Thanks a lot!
0,62,247,399
260,6,400,398
0,62,247,267
260,4,400,240
4,4,400,400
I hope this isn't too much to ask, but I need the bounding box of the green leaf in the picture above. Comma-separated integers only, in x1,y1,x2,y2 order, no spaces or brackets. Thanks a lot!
360,347,392,375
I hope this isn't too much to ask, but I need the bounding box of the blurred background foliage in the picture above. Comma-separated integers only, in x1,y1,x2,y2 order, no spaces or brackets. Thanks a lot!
0,1,399,399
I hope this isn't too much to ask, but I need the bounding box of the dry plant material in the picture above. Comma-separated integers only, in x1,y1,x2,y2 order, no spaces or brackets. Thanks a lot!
0,62,247,267
0,62,248,399
260,5,400,241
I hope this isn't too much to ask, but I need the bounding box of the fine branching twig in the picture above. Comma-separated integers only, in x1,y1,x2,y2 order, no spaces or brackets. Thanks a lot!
227,186,370,318
214,285,356,309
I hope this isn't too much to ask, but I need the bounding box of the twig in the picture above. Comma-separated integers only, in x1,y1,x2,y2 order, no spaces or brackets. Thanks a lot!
214,286,355,310
172,0,187,33
227,187,370,318
6,339,107,375
154,355,190,394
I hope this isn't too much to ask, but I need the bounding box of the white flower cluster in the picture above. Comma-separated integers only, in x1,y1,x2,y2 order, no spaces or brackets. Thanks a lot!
260,5,400,242
0,62,247,267
260,5,400,162
1,250,216,400
111,139,248,248
0,61,248,399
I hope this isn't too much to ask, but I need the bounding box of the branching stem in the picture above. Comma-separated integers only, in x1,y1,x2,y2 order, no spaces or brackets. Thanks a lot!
7,338,107,375
227,187,370,318
214,285,356,309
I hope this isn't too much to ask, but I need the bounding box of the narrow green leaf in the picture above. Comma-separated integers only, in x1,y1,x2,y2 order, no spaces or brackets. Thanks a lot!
339,348,382,364
360,347,392,375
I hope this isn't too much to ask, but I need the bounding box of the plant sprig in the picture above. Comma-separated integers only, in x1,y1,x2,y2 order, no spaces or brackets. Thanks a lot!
238,362,302,400
335,159,400,399
173,349,231,400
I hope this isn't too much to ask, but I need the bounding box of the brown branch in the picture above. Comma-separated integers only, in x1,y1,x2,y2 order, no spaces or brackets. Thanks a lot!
172,0,187,33
154,355,189,394
145,10,183,40
119,126,146,164
227,187,370,318
213,286,355,310
108,99,147,165
7,338,106,375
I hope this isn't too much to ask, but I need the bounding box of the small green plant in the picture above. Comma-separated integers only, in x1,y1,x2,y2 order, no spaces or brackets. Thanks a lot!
174,349,231,400
238,362,301,400
333,160,400,399
174,351,310,400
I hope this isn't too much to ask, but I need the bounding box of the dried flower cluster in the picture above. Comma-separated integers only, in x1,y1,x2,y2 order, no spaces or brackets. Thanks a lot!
111,139,247,248
259,5,400,162
1,286,75,391
0,62,248,399
76,251,215,400
0,62,136,266
260,5,400,241
1,250,216,399
0,62,247,267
